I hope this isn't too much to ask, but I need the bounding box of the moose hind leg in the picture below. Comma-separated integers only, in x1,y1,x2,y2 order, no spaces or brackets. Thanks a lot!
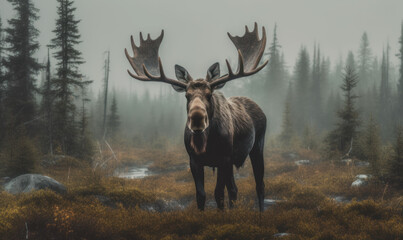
250,139,265,212
225,165,238,208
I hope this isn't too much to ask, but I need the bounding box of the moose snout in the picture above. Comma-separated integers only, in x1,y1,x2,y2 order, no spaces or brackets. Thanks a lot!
188,110,208,133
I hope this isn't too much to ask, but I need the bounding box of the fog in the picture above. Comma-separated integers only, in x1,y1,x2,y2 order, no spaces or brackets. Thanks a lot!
1,0,402,139
1,0,402,93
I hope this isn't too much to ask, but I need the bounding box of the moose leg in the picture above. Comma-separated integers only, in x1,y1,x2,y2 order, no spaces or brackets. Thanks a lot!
214,167,226,210
225,165,238,208
190,160,206,210
250,141,265,212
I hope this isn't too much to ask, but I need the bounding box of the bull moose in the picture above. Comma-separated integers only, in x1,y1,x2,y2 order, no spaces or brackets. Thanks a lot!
125,23,268,211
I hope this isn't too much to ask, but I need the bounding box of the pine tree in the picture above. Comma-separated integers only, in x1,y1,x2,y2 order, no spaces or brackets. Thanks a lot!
363,115,381,177
387,126,403,186
76,84,93,160
279,100,293,146
40,49,55,154
294,46,310,132
346,51,356,70
107,92,120,141
0,17,4,97
3,0,41,127
398,22,403,121
357,32,372,91
310,44,323,128
379,45,391,139
327,66,360,154
0,17,5,141
50,0,91,155
266,23,283,91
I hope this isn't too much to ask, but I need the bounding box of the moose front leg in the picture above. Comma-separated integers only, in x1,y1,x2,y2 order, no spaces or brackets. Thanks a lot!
214,167,226,210
190,160,206,210
225,165,238,208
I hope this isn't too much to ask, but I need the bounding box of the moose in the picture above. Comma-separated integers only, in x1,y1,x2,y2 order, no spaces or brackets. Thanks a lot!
125,23,268,211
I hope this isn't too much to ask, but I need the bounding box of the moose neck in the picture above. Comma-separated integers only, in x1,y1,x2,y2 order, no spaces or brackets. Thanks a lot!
189,92,221,155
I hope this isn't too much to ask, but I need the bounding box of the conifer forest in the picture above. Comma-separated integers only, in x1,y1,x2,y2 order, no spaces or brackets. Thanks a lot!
0,0,402,239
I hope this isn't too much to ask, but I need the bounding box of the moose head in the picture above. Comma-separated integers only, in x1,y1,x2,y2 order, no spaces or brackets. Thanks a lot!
125,23,267,137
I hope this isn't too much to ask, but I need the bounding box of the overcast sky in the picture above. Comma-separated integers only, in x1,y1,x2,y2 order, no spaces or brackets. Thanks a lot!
1,0,402,94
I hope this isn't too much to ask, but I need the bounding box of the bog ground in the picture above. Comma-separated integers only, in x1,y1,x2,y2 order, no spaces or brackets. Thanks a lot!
0,146,402,240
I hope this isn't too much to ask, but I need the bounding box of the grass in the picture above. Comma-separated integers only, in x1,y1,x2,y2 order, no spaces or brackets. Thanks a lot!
0,146,402,239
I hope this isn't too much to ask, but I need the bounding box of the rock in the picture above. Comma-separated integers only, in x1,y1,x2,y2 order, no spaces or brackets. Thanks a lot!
355,161,370,167
141,198,191,212
4,174,66,194
282,152,299,160
94,195,117,208
41,154,66,167
273,233,291,238
294,160,311,166
264,199,279,209
341,158,352,165
351,174,371,187
356,174,370,180
351,179,367,187
331,195,351,203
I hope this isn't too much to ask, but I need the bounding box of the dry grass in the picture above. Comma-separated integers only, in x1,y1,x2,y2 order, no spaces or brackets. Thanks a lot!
0,147,402,239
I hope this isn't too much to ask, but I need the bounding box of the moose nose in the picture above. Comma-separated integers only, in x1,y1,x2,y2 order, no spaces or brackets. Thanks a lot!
189,110,208,132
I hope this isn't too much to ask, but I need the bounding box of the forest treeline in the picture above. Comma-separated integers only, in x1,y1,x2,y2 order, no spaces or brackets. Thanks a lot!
0,0,402,186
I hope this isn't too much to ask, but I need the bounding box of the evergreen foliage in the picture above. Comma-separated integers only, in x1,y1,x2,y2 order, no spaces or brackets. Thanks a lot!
363,116,382,177
387,126,403,186
50,0,92,155
0,126,39,178
107,92,120,141
398,22,403,121
327,67,360,155
3,0,41,127
357,32,372,91
279,100,293,146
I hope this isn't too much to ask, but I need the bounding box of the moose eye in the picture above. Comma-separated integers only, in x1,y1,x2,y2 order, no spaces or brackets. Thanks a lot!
185,93,191,99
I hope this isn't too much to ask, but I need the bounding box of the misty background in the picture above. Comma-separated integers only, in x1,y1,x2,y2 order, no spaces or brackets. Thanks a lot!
1,0,403,146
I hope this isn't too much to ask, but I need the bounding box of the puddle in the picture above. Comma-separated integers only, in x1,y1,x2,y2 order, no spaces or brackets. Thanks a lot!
116,164,153,179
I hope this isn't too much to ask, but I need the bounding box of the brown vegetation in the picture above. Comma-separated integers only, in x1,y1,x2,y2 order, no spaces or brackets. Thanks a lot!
0,146,402,239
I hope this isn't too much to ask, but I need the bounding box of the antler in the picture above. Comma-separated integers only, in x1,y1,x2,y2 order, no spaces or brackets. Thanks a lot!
210,22,268,88
124,30,188,89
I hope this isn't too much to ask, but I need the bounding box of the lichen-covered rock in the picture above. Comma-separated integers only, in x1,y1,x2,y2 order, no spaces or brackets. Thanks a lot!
4,174,66,194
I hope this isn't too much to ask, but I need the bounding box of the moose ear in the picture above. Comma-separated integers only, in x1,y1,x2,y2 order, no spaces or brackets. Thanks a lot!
206,62,220,82
173,64,192,92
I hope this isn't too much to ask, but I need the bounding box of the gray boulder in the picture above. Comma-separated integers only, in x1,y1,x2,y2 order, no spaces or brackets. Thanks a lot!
4,174,66,194
294,160,311,166
351,174,371,187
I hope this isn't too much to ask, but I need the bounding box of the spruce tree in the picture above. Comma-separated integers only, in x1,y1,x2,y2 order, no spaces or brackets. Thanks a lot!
3,0,41,127
398,22,403,121
40,49,54,155
266,23,283,91
50,0,91,155
379,46,391,139
363,115,381,177
0,17,5,141
357,32,372,91
0,17,4,97
76,85,93,160
310,44,323,128
279,100,293,146
294,46,310,132
388,126,403,186
327,67,360,154
107,92,120,140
